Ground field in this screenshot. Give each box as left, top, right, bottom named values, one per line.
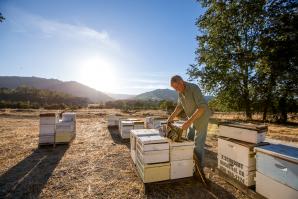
left=0, top=109, right=297, bottom=199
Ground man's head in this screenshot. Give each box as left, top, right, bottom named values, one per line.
left=170, top=75, right=185, bottom=93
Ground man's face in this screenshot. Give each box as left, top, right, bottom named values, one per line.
left=171, top=80, right=185, bottom=93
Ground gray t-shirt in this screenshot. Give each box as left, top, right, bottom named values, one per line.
left=177, top=82, right=211, bottom=129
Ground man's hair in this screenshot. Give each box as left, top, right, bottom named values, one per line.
left=170, top=75, right=183, bottom=83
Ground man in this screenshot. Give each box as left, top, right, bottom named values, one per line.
left=167, top=75, right=211, bottom=179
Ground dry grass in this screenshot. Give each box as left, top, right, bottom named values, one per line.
left=0, top=109, right=296, bottom=198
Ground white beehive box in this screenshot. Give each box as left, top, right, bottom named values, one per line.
left=56, top=121, right=75, bottom=132
left=256, top=171, right=298, bottom=199
left=218, top=137, right=257, bottom=169
left=171, top=159, right=194, bottom=179
left=219, top=122, right=267, bottom=143
left=136, top=135, right=170, bottom=183
left=39, top=113, right=58, bottom=144
left=133, top=121, right=145, bottom=129
left=62, top=112, right=76, bottom=122
left=169, top=140, right=194, bottom=161
left=40, top=113, right=58, bottom=125
left=217, top=137, right=269, bottom=186
left=130, top=129, right=160, bottom=164
left=136, top=135, right=169, bottom=164
left=119, top=118, right=139, bottom=132
left=55, top=132, right=74, bottom=143
left=218, top=153, right=256, bottom=186
left=136, top=157, right=170, bottom=183
left=145, top=116, right=167, bottom=129
left=120, top=121, right=134, bottom=139
left=255, top=144, right=298, bottom=191
left=107, top=115, right=126, bottom=127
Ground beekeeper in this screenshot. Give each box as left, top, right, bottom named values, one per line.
left=167, top=75, right=211, bottom=179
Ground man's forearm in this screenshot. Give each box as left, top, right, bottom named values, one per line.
left=168, top=105, right=183, bottom=122
left=188, top=107, right=205, bottom=124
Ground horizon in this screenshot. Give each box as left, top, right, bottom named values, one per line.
left=0, top=0, right=203, bottom=95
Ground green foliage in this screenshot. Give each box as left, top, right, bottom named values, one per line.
left=0, top=86, right=89, bottom=109
left=189, top=0, right=298, bottom=122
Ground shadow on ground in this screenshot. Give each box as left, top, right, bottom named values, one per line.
left=107, top=126, right=130, bottom=148
left=0, top=145, right=69, bottom=198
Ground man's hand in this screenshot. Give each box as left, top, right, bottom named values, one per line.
left=181, top=119, right=192, bottom=130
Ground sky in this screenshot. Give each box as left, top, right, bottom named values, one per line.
left=0, top=0, right=204, bottom=95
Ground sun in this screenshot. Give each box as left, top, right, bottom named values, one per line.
left=78, top=57, right=118, bottom=93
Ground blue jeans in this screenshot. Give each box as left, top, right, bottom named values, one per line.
left=187, top=119, right=209, bottom=169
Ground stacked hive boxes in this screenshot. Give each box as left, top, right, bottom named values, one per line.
left=217, top=122, right=268, bottom=186
left=130, top=129, right=160, bottom=164
left=119, top=118, right=144, bottom=139
left=145, top=116, right=167, bottom=129
left=136, top=135, right=170, bottom=183
left=55, top=112, right=76, bottom=143
left=107, top=115, right=125, bottom=127
left=254, top=144, right=298, bottom=199
left=39, top=113, right=58, bottom=144
left=169, top=140, right=194, bottom=179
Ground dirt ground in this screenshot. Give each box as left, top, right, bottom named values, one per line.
left=0, top=109, right=297, bottom=199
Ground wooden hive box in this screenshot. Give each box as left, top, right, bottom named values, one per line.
left=217, top=137, right=269, bottom=186
left=256, top=171, right=298, bottom=199
left=62, top=112, right=76, bottom=122
left=136, top=156, right=170, bottom=183
left=169, top=140, right=194, bottom=161
left=218, top=122, right=267, bottom=143
left=171, top=159, right=194, bottom=179
left=55, top=132, right=74, bottom=143
left=56, top=121, right=75, bottom=132
left=130, top=129, right=160, bottom=164
left=133, top=121, right=145, bottom=129
left=136, top=135, right=169, bottom=164
left=136, top=135, right=170, bottom=183
left=40, top=113, right=58, bottom=125
left=120, top=120, right=134, bottom=139
left=255, top=144, right=298, bottom=191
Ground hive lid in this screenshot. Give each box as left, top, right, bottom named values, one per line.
left=219, top=137, right=269, bottom=149
left=40, top=113, right=56, bottom=117
left=138, top=135, right=169, bottom=144
left=121, top=121, right=134, bottom=126
left=169, top=139, right=194, bottom=147
left=219, top=122, right=268, bottom=132
left=133, top=121, right=144, bottom=125
left=255, top=144, right=298, bottom=164
left=131, top=129, right=160, bottom=136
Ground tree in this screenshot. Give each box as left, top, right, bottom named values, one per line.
left=188, top=0, right=266, bottom=119
left=0, top=13, right=5, bottom=22
left=255, top=0, right=298, bottom=122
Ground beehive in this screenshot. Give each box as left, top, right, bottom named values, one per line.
left=39, top=113, right=58, bottom=144
left=120, top=120, right=134, bottom=139
left=130, top=129, right=160, bottom=164
left=255, top=144, right=298, bottom=198
left=217, top=137, right=267, bottom=186
left=169, top=140, right=194, bottom=179
left=145, top=116, right=167, bottom=129
left=218, top=122, right=267, bottom=144
left=136, top=135, right=170, bottom=183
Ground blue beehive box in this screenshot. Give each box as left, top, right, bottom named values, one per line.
left=255, top=144, right=298, bottom=190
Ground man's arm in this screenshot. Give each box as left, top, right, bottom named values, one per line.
left=181, top=107, right=205, bottom=130
left=167, top=104, right=183, bottom=123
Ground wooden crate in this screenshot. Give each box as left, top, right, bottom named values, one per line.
left=40, top=113, right=58, bottom=125
left=39, top=134, right=55, bottom=144
left=62, top=112, right=76, bottom=122
left=136, top=135, right=169, bottom=164
left=56, top=121, right=75, bottom=132
left=169, top=140, right=194, bottom=161
left=255, top=144, right=298, bottom=191
left=133, top=121, right=145, bottom=129
left=130, top=129, right=160, bottom=164
left=39, top=124, right=55, bottom=135
left=171, top=159, right=194, bottom=179
left=218, top=137, right=258, bottom=169
left=145, top=116, right=167, bottom=129
left=218, top=153, right=256, bottom=186
left=256, top=171, right=298, bottom=199
left=136, top=156, right=170, bottom=183
left=120, top=121, right=134, bottom=139
left=55, top=132, right=74, bottom=143
left=219, top=122, right=267, bottom=143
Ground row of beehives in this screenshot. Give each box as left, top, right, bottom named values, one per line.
left=39, top=112, right=76, bottom=145
left=108, top=115, right=184, bottom=139
left=108, top=115, right=194, bottom=183
left=218, top=123, right=298, bottom=199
